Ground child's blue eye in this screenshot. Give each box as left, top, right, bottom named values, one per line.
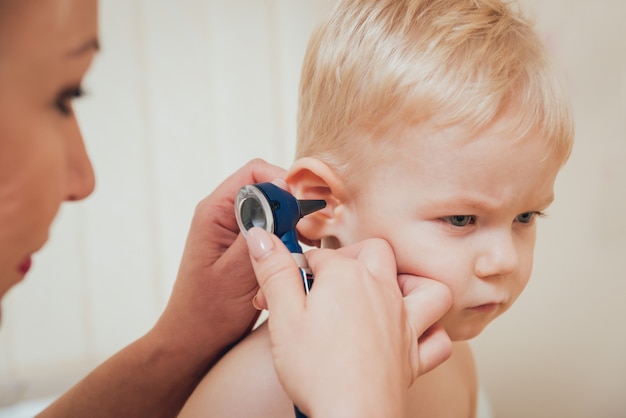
left=515, top=212, right=540, bottom=224
left=443, top=215, right=475, bottom=227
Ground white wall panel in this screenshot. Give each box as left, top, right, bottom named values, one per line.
left=79, top=0, right=163, bottom=362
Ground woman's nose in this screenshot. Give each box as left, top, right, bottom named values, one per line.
left=474, top=230, right=519, bottom=279
left=65, top=131, right=95, bottom=202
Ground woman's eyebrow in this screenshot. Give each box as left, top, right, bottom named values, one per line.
left=66, top=37, right=100, bottom=57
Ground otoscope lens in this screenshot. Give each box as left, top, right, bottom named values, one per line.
left=235, top=184, right=274, bottom=236
left=240, top=197, right=267, bottom=230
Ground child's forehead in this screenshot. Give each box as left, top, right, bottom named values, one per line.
left=344, top=117, right=564, bottom=197
left=333, top=117, right=571, bottom=204
left=361, top=117, right=543, bottom=159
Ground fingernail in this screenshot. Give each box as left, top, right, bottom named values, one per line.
left=271, top=178, right=289, bottom=190
left=252, top=294, right=262, bottom=310
left=246, top=227, right=274, bottom=260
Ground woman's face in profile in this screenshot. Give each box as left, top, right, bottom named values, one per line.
left=0, top=0, right=99, bottom=305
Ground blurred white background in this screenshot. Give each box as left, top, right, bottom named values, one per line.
left=1, top=1, right=624, bottom=417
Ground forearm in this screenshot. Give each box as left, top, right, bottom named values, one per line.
left=37, top=328, right=227, bottom=418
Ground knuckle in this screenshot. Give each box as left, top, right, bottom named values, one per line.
left=246, top=158, right=268, bottom=169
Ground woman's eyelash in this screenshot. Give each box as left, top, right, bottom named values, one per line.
left=55, top=85, right=86, bottom=116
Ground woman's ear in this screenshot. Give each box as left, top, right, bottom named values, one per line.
left=286, top=157, right=350, bottom=247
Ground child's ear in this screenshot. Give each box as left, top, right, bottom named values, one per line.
left=286, top=157, right=350, bottom=247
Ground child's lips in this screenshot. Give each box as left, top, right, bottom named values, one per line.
left=468, top=302, right=500, bottom=313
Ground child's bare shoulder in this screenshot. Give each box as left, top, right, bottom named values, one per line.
left=407, top=341, right=478, bottom=417
left=179, top=320, right=294, bottom=418
left=180, top=324, right=478, bottom=418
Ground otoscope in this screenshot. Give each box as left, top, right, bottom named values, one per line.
left=235, top=182, right=326, bottom=294
left=235, top=182, right=325, bottom=418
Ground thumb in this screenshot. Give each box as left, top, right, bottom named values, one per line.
left=245, top=227, right=305, bottom=320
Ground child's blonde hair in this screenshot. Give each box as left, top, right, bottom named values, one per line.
left=296, top=0, right=574, bottom=186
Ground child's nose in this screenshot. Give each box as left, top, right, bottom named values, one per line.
left=474, top=230, right=519, bottom=279
left=64, top=132, right=95, bottom=202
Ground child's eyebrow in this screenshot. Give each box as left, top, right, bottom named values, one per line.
left=426, top=193, right=504, bottom=212
left=426, top=192, right=555, bottom=212
left=536, top=194, right=555, bottom=210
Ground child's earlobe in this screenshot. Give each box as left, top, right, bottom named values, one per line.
left=286, top=158, right=348, bottom=245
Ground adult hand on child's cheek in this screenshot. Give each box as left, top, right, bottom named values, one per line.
left=397, top=274, right=453, bottom=379
left=152, top=159, right=286, bottom=366
left=245, top=228, right=453, bottom=418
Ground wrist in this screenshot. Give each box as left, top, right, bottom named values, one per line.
left=148, top=304, right=259, bottom=376
left=145, top=318, right=222, bottom=379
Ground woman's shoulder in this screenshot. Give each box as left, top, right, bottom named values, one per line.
left=178, top=320, right=294, bottom=418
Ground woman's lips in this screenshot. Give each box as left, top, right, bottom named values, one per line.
left=17, top=256, right=32, bottom=275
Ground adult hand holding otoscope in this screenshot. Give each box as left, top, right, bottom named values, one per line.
left=235, top=182, right=453, bottom=418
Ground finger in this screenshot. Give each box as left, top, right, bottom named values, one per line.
left=253, top=288, right=267, bottom=310
left=399, top=275, right=452, bottom=334
left=271, top=178, right=290, bottom=191
left=399, top=276, right=452, bottom=380
left=349, top=238, right=396, bottom=284
left=416, top=324, right=452, bottom=377
left=218, top=159, right=287, bottom=202
left=304, top=247, right=362, bottom=288
left=245, top=227, right=305, bottom=321
left=330, top=238, right=388, bottom=260
left=197, top=160, right=287, bottom=233
left=306, top=238, right=396, bottom=283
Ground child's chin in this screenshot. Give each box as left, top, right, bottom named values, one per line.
left=445, top=321, right=491, bottom=341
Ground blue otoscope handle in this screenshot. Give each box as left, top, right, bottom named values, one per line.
left=299, top=267, right=314, bottom=294
left=294, top=405, right=308, bottom=418
left=292, top=255, right=313, bottom=418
